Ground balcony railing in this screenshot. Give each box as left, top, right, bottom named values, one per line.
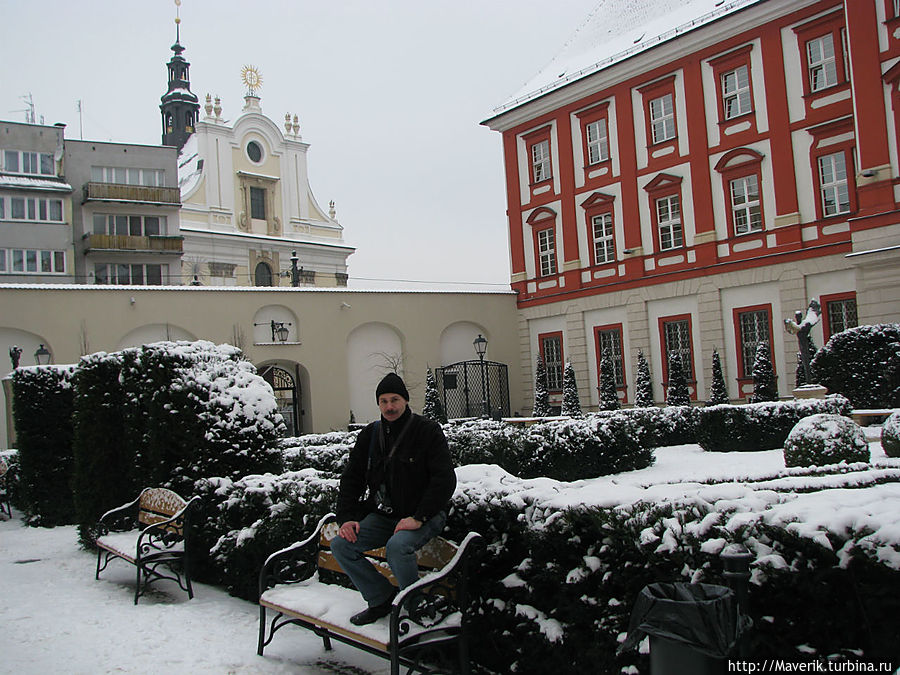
left=83, top=233, right=183, bottom=253
left=83, top=182, right=181, bottom=205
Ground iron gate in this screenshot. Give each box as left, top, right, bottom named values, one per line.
left=435, top=360, right=509, bottom=419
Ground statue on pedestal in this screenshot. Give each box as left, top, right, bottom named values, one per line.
left=784, top=298, right=821, bottom=386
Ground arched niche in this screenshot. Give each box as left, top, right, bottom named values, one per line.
left=251, top=305, right=299, bottom=344
left=347, top=322, right=404, bottom=424
left=116, top=324, right=197, bottom=351
left=439, top=322, right=489, bottom=365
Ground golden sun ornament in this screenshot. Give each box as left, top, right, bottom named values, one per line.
left=241, top=65, right=262, bottom=93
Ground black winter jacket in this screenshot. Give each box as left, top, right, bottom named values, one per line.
left=336, top=410, right=456, bottom=525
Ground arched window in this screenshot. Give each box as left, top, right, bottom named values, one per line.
left=254, top=262, right=273, bottom=286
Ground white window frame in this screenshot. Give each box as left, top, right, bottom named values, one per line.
left=94, top=262, right=165, bottom=285
left=531, top=140, right=551, bottom=183
left=591, top=212, right=615, bottom=264
left=818, top=151, right=850, bottom=216
left=91, top=166, right=165, bottom=187
left=585, top=119, right=609, bottom=165
left=0, top=248, right=66, bottom=274
left=730, top=175, right=762, bottom=234
left=537, top=227, right=557, bottom=277
left=722, top=65, right=752, bottom=120
left=649, top=94, right=676, bottom=144
left=2, top=196, right=64, bottom=222
left=92, top=214, right=165, bottom=237
left=656, top=195, right=683, bottom=250
left=807, top=34, right=837, bottom=92
left=2, top=149, right=54, bottom=176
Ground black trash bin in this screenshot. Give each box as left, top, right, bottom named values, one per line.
left=619, top=582, right=742, bottom=675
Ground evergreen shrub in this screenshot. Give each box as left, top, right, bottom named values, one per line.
left=882, top=411, right=900, bottom=458
left=609, top=405, right=699, bottom=448
left=11, top=366, right=75, bottom=526
left=811, top=323, right=900, bottom=408
left=783, top=413, right=869, bottom=468
left=281, top=430, right=358, bottom=474
left=194, top=470, right=338, bottom=599
left=696, top=396, right=851, bottom=452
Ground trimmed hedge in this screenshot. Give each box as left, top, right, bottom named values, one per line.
left=11, top=366, right=75, bottom=526
left=883, top=411, right=900, bottom=458
left=696, top=396, right=851, bottom=452
left=811, top=323, right=900, bottom=408
left=783, top=414, right=869, bottom=468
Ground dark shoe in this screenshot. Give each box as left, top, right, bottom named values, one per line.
left=350, top=591, right=397, bottom=626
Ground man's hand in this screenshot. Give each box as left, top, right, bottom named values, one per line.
left=394, top=517, right=422, bottom=533
left=338, top=520, right=360, bottom=542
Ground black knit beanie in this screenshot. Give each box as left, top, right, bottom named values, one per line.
left=376, top=373, right=409, bottom=401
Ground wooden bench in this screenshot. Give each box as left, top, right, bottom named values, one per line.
left=258, top=513, right=482, bottom=675
left=95, top=487, right=199, bottom=604
left=0, top=457, right=11, bottom=518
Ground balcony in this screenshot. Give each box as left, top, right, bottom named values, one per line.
left=83, top=182, right=181, bottom=206
left=83, top=233, right=183, bottom=254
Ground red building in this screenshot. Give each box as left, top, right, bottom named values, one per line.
left=484, top=0, right=900, bottom=410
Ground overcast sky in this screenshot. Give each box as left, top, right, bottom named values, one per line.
left=0, top=0, right=600, bottom=288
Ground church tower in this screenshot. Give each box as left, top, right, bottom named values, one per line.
left=159, top=1, right=199, bottom=150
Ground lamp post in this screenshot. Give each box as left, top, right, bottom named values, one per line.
left=290, top=251, right=300, bottom=287
left=473, top=334, right=488, bottom=418
left=34, top=344, right=51, bottom=365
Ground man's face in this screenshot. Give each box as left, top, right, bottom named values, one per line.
left=378, top=393, right=407, bottom=422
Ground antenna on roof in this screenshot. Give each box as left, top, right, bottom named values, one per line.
left=11, top=93, right=36, bottom=124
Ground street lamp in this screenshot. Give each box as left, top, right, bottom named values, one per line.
left=34, top=344, right=51, bottom=365
left=473, top=334, right=488, bottom=417
left=290, top=251, right=300, bottom=287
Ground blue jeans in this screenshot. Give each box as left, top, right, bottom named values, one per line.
left=330, top=511, right=447, bottom=608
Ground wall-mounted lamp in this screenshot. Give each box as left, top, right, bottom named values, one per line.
left=34, top=344, right=51, bottom=365
left=254, top=320, right=292, bottom=343
left=860, top=168, right=877, bottom=178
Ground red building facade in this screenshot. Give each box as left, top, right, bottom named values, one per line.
left=485, top=0, right=900, bottom=410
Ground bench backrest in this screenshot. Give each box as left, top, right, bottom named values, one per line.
left=317, top=520, right=459, bottom=586
left=138, top=487, right=188, bottom=528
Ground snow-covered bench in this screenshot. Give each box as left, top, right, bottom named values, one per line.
left=94, top=487, right=200, bottom=604
left=851, top=409, right=898, bottom=426
left=257, top=513, right=482, bottom=675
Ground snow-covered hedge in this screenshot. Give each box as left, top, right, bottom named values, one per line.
left=883, top=411, right=900, bottom=459
left=443, top=415, right=653, bottom=481
left=192, top=469, right=338, bottom=598
left=67, top=341, right=284, bottom=542
left=783, top=414, right=869, bottom=468
left=280, top=430, right=359, bottom=475
left=11, top=365, right=75, bottom=526
left=811, top=323, right=900, bottom=408
left=696, top=396, right=851, bottom=452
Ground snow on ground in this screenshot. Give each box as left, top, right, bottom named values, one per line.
left=0, top=517, right=389, bottom=674
left=1, top=429, right=897, bottom=673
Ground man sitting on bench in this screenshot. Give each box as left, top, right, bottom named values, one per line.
left=331, top=373, right=457, bottom=626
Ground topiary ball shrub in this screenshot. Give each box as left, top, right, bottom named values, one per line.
left=881, top=411, right=900, bottom=458
left=783, top=414, right=869, bottom=468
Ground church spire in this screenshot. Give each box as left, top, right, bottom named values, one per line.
left=160, top=0, right=199, bottom=150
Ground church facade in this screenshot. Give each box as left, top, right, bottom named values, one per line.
left=159, top=34, right=353, bottom=288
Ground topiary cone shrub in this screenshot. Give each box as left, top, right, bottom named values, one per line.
left=882, top=411, right=900, bottom=458
left=783, top=413, right=869, bottom=468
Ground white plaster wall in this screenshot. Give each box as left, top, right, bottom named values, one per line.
left=347, top=322, right=404, bottom=424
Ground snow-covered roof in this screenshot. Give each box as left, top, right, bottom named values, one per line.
left=490, top=0, right=765, bottom=118
left=0, top=174, right=72, bottom=192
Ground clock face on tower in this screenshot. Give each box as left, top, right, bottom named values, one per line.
left=241, top=65, right=262, bottom=93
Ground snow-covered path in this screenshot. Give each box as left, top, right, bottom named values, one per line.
left=0, top=516, right=388, bottom=674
